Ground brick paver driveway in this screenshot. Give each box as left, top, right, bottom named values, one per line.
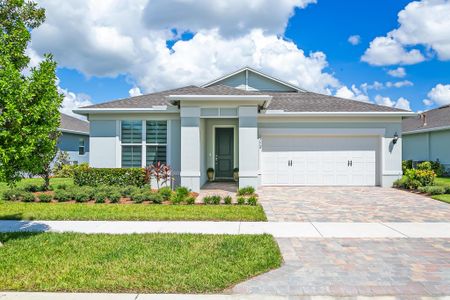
left=259, top=186, right=450, bottom=222
left=232, top=187, right=450, bottom=298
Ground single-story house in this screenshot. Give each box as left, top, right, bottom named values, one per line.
left=74, top=67, right=415, bottom=192
left=402, top=104, right=450, bottom=172
left=58, top=113, right=90, bottom=164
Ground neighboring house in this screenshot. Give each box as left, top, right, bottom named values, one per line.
left=58, top=113, right=90, bottom=164
left=74, top=67, right=414, bottom=191
left=402, top=105, right=450, bottom=172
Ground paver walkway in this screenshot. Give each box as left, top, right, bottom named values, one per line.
left=1, top=220, right=450, bottom=238
left=259, top=186, right=450, bottom=222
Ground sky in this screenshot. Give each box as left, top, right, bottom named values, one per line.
left=27, top=0, right=450, bottom=117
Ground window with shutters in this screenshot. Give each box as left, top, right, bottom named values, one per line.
left=121, top=120, right=142, bottom=167
left=146, top=120, right=167, bottom=165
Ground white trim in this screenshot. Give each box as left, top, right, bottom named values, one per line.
left=115, top=120, right=121, bottom=168
left=383, top=171, right=402, bottom=175
left=259, top=128, right=386, bottom=136
left=201, top=66, right=306, bottom=92
left=180, top=171, right=201, bottom=177
left=73, top=107, right=178, bottom=115
left=403, top=125, right=450, bottom=134
left=58, top=128, right=89, bottom=136
left=260, top=111, right=417, bottom=117
left=212, top=125, right=238, bottom=179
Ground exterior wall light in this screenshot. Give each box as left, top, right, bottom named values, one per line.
left=393, top=132, right=399, bottom=144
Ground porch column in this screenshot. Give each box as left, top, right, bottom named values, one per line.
left=238, top=106, right=259, bottom=189
left=180, top=106, right=201, bottom=192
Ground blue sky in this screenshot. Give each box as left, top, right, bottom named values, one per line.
left=30, top=0, right=450, bottom=115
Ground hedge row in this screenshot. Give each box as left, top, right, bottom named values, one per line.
left=73, top=168, right=147, bottom=187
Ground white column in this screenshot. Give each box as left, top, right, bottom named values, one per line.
left=238, top=106, right=259, bottom=189
left=180, top=106, right=201, bottom=192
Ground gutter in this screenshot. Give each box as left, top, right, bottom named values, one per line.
left=403, top=125, right=450, bottom=135
left=58, top=128, right=89, bottom=136
left=259, top=110, right=418, bottom=117
left=166, top=94, right=272, bottom=109
left=73, top=106, right=179, bottom=115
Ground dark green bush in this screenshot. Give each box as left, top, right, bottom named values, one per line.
left=223, top=195, right=232, bottom=205
left=54, top=189, right=71, bottom=202
left=392, top=177, right=408, bottom=188
left=175, top=186, right=190, bottom=198
left=22, top=192, right=36, bottom=202
left=73, top=167, right=147, bottom=187
left=74, top=191, right=90, bottom=203
left=130, top=190, right=154, bottom=203
left=402, top=160, right=413, bottom=174
left=120, top=185, right=140, bottom=197
left=109, top=192, right=121, bottom=203
left=23, top=183, right=45, bottom=193
left=38, top=193, right=52, bottom=203
left=170, top=192, right=185, bottom=205
left=445, top=186, right=450, bottom=194
left=149, top=193, right=163, bottom=204
left=237, top=186, right=255, bottom=196
left=211, top=195, right=221, bottom=205
left=55, top=183, right=68, bottom=190
left=202, top=196, right=212, bottom=205
left=94, top=192, right=108, bottom=203
left=237, top=196, right=246, bottom=205
left=158, top=186, right=173, bottom=201
left=247, top=196, right=258, bottom=206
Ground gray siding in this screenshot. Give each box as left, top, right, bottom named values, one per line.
left=214, top=71, right=297, bottom=92
left=58, top=132, right=89, bottom=164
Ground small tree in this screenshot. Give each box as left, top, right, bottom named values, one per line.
left=146, top=162, right=172, bottom=189
left=0, top=0, right=62, bottom=189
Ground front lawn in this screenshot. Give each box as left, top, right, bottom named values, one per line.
left=435, top=177, right=450, bottom=187
left=0, top=201, right=267, bottom=221
left=432, top=194, right=450, bottom=204
left=0, top=232, right=281, bottom=293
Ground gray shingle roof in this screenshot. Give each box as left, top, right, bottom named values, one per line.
left=60, top=113, right=89, bottom=134
left=403, top=105, right=450, bottom=133
left=81, top=85, right=406, bottom=113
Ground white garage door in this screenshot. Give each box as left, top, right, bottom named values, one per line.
left=261, top=136, right=378, bottom=186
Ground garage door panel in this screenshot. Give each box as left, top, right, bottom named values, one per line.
left=261, top=136, right=378, bottom=186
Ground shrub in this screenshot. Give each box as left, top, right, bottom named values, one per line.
left=73, top=167, right=147, bottom=187
left=223, top=195, right=232, bottom=205
left=109, top=192, right=121, bottom=203
left=55, top=183, right=67, bottom=190
left=170, top=192, right=185, bottom=205
left=74, top=191, right=90, bottom=203
left=430, top=161, right=446, bottom=177
left=417, top=161, right=432, bottom=171
left=247, top=196, right=258, bottom=206
left=175, top=186, right=190, bottom=198
left=54, top=189, right=71, bottom=202
left=445, top=186, right=450, bottom=194
left=22, top=192, right=36, bottom=202
left=418, top=186, right=446, bottom=195
left=130, top=190, right=154, bottom=203
left=237, top=196, right=246, bottom=205
left=94, top=192, right=108, bottom=203
left=402, top=160, right=413, bottom=175
left=80, top=186, right=96, bottom=200
left=405, top=169, right=435, bottom=189
left=150, top=194, right=163, bottom=204
left=38, top=193, right=52, bottom=203
left=158, top=186, right=173, bottom=201
left=3, top=189, right=24, bottom=201
left=23, top=183, right=45, bottom=193
left=211, top=195, right=221, bottom=205
left=55, top=163, right=89, bottom=178
left=237, top=186, right=255, bottom=196
left=185, top=196, right=195, bottom=205
left=203, top=196, right=212, bottom=205
left=120, top=185, right=140, bottom=197
left=392, top=177, right=408, bottom=188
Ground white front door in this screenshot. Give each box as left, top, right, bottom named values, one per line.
left=261, top=136, right=378, bottom=186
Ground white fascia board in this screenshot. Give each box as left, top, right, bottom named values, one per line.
left=58, top=128, right=89, bottom=135
left=167, top=94, right=272, bottom=108
left=403, top=125, right=450, bottom=135
left=73, top=106, right=178, bottom=115
left=259, top=110, right=417, bottom=117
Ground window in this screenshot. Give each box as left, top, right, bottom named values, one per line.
left=78, top=138, right=85, bottom=155
left=146, top=121, right=167, bottom=165
left=121, top=121, right=142, bottom=167
left=120, top=120, right=167, bottom=168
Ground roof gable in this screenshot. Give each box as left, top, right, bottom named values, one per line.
left=201, top=67, right=304, bottom=92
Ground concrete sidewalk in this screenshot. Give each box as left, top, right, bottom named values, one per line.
left=0, top=220, right=449, bottom=238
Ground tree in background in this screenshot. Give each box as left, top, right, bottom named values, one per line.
left=0, top=0, right=63, bottom=189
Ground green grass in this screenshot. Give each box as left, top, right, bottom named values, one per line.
left=0, top=201, right=267, bottom=221
left=0, top=232, right=281, bottom=293
left=431, top=194, right=450, bottom=204
left=0, top=178, right=74, bottom=196
left=435, top=177, right=450, bottom=187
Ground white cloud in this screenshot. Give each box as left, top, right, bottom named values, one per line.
left=58, top=87, right=93, bottom=119
left=30, top=0, right=339, bottom=95
left=374, top=94, right=411, bottom=110
left=361, top=36, right=425, bottom=66
left=386, top=80, right=413, bottom=88
left=143, top=0, right=317, bottom=37
left=362, top=0, right=450, bottom=66
left=387, top=67, right=406, bottom=78
left=335, top=85, right=369, bottom=102
left=423, top=83, right=450, bottom=106
left=129, top=87, right=143, bottom=97
left=347, top=35, right=360, bottom=46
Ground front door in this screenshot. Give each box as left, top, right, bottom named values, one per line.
left=215, top=128, right=234, bottom=179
